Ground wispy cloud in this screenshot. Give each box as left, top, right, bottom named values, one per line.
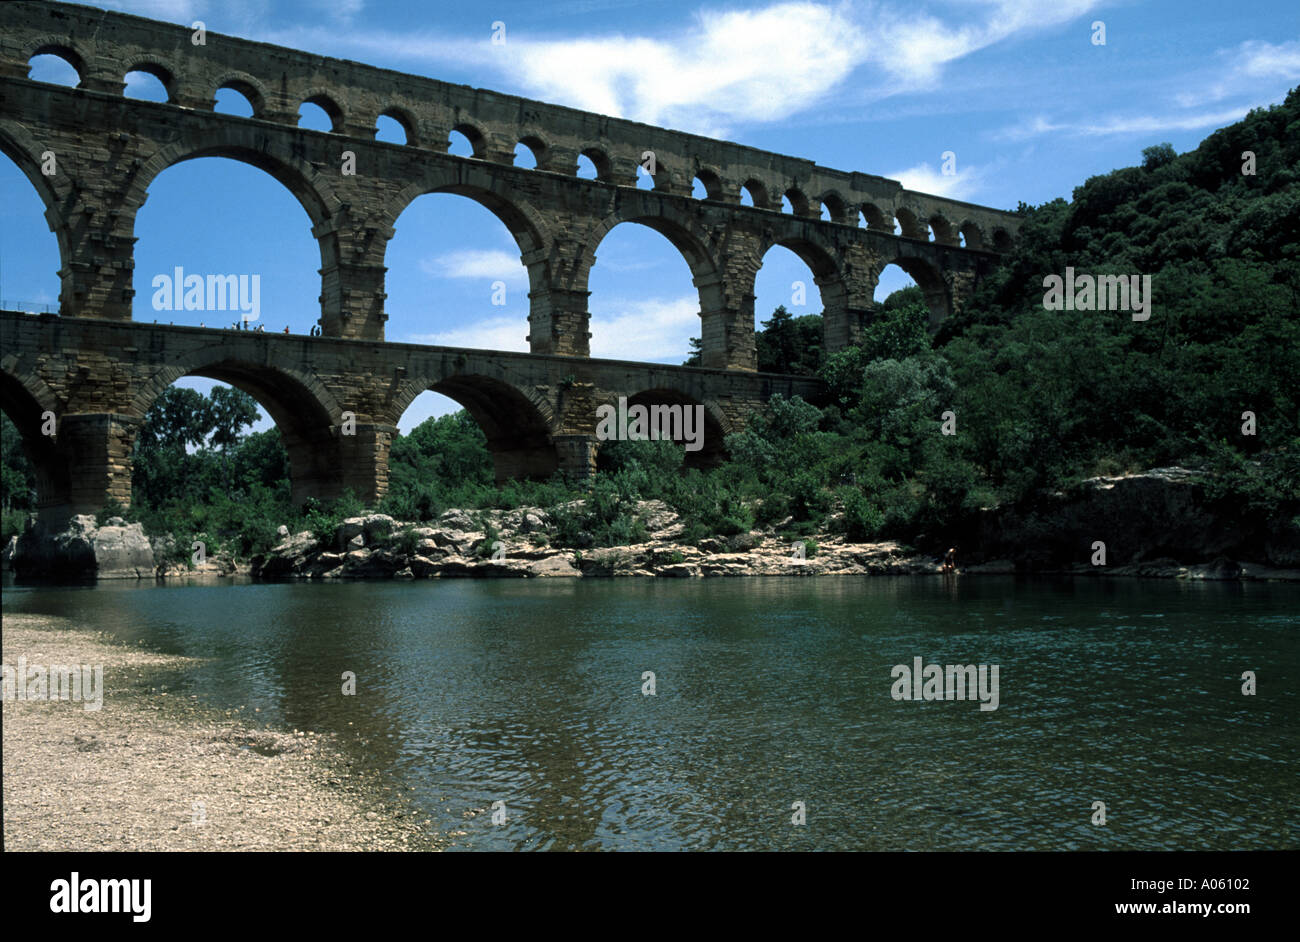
left=996, top=106, right=1254, bottom=141
left=400, top=315, right=530, bottom=353
left=1176, top=39, right=1300, bottom=106
left=251, top=0, right=1108, bottom=137
left=888, top=160, right=985, bottom=200
left=397, top=295, right=699, bottom=363
left=590, top=296, right=699, bottom=361
left=860, top=0, right=1105, bottom=89
left=420, top=249, right=528, bottom=284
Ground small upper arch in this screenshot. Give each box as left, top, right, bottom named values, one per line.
left=893, top=207, right=927, bottom=240
left=859, top=203, right=891, bottom=230
left=740, top=178, right=771, bottom=209
left=123, top=61, right=176, bottom=102
left=959, top=221, right=986, bottom=250
left=449, top=121, right=488, bottom=158
left=578, top=146, right=614, bottom=181
left=212, top=72, right=269, bottom=117
left=26, top=42, right=86, bottom=87
left=516, top=132, right=551, bottom=169
left=377, top=106, right=418, bottom=146
left=928, top=214, right=956, bottom=244
left=783, top=187, right=811, bottom=216
left=693, top=167, right=724, bottom=200
left=819, top=190, right=850, bottom=224
left=299, top=91, right=344, bottom=132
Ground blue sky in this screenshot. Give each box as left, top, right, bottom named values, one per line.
left=2, top=0, right=1297, bottom=434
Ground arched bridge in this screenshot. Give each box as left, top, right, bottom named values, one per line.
left=0, top=1, right=1020, bottom=521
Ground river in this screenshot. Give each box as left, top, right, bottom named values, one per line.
left=4, top=575, right=1296, bottom=850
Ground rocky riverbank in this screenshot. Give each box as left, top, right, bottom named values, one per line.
left=5, top=468, right=1298, bottom=582
left=1, top=614, right=438, bottom=851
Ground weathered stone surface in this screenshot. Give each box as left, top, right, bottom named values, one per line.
left=0, top=1, right=1019, bottom=523
left=10, top=514, right=154, bottom=579
left=528, top=556, right=581, bottom=577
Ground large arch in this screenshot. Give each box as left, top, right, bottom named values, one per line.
left=0, top=123, right=75, bottom=306
left=131, top=358, right=345, bottom=507
left=0, top=360, right=67, bottom=519
left=120, top=137, right=342, bottom=333
left=583, top=213, right=715, bottom=362
left=876, top=254, right=952, bottom=331
left=611, top=387, right=730, bottom=468
left=380, top=168, right=550, bottom=338
left=582, top=207, right=721, bottom=362
left=390, top=373, right=557, bottom=482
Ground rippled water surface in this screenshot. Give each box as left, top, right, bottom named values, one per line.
left=6, top=576, right=1297, bottom=850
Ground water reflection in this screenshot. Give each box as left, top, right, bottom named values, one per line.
left=4, top=575, right=1297, bottom=850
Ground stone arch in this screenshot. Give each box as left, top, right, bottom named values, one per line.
left=123, top=60, right=178, bottom=102
left=382, top=166, right=549, bottom=263
left=784, top=187, right=812, bottom=217
left=741, top=178, right=771, bottom=209
left=583, top=205, right=721, bottom=310
left=893, top=207, right=927, bottom=239
left=694, top=167, right=724, bottom=200
left=609, top=386, right=731, bottom=468
left=299, top=89, right=345, bottom=131
left=757, top=230, right=842, bottom=349
left=876, top=254, right=952, bottom=331
left=859, top=203, right=890, bottom=230
left=760, top=231, right=840, bottom=283
left=377, top=106, right=418, bottom=146
left=25, top=40, right=87, bottom=85
left=0, top=355, right=61, bottom=443
left=959, top=220, right=986, bottom=250
left=1, top=357, right=71, bottom=520
left=928, top=214, right=956, bottom=245
left=391, top=373, right=558, bottom=482
left=579, top=146, right=614, bottom=181
left=819, top=190, right=850, bottom=224
left=992, top=228, right=1013, bottom=252
left=449, top=121, right=489, bottom=158
left=517, top=132, right=551, bottom=168
left=0, top=123, right=73, bottom=293
left=121, top=133, right=342, bottom=251
left=212, top=71, right=270, bottom=116
left=130, top=357, right=345, bottom=506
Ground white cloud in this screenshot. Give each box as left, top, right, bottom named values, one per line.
left=1176, top=39, right=1300, bottom=106
left=888, top=161, right=984, bottom=199
left=861, top=0, right=1105, bottom=88
left=420, top=249, right=528, bottom=284
left=255, top=0, right=1108, bottom=137
left=590, top=296, right=700, bottom=361
left=399, top=315, right=530, bottom=352
left=997, top=106, right=1253, bottom=141
left=500, top=3, right=869, bottom=134
left=395, top=295, right=700, bottom=363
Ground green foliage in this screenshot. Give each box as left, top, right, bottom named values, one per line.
left=756, top=306, right=823, bottom=374
left=1, top=413, right=35, bottom=512
left=300, top=491, right=365, bottom=549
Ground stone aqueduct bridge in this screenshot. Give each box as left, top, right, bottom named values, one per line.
left=0, top=1, right=1020, bottom=521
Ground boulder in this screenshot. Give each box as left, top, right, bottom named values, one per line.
left=10, top=514, right=154, bottom=580
left=527, top=555, right=581, bottom=577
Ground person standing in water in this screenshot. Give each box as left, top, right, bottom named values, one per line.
left=942, top=547, right=957, bottom=573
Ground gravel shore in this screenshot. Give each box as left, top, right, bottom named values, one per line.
left=2, top=613, right=437, bottom=851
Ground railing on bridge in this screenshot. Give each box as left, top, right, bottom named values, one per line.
left=1, top=299, right=58, bottom=315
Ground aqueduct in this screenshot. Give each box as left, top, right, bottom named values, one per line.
left=0, top=0, right=1020, bottom=522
